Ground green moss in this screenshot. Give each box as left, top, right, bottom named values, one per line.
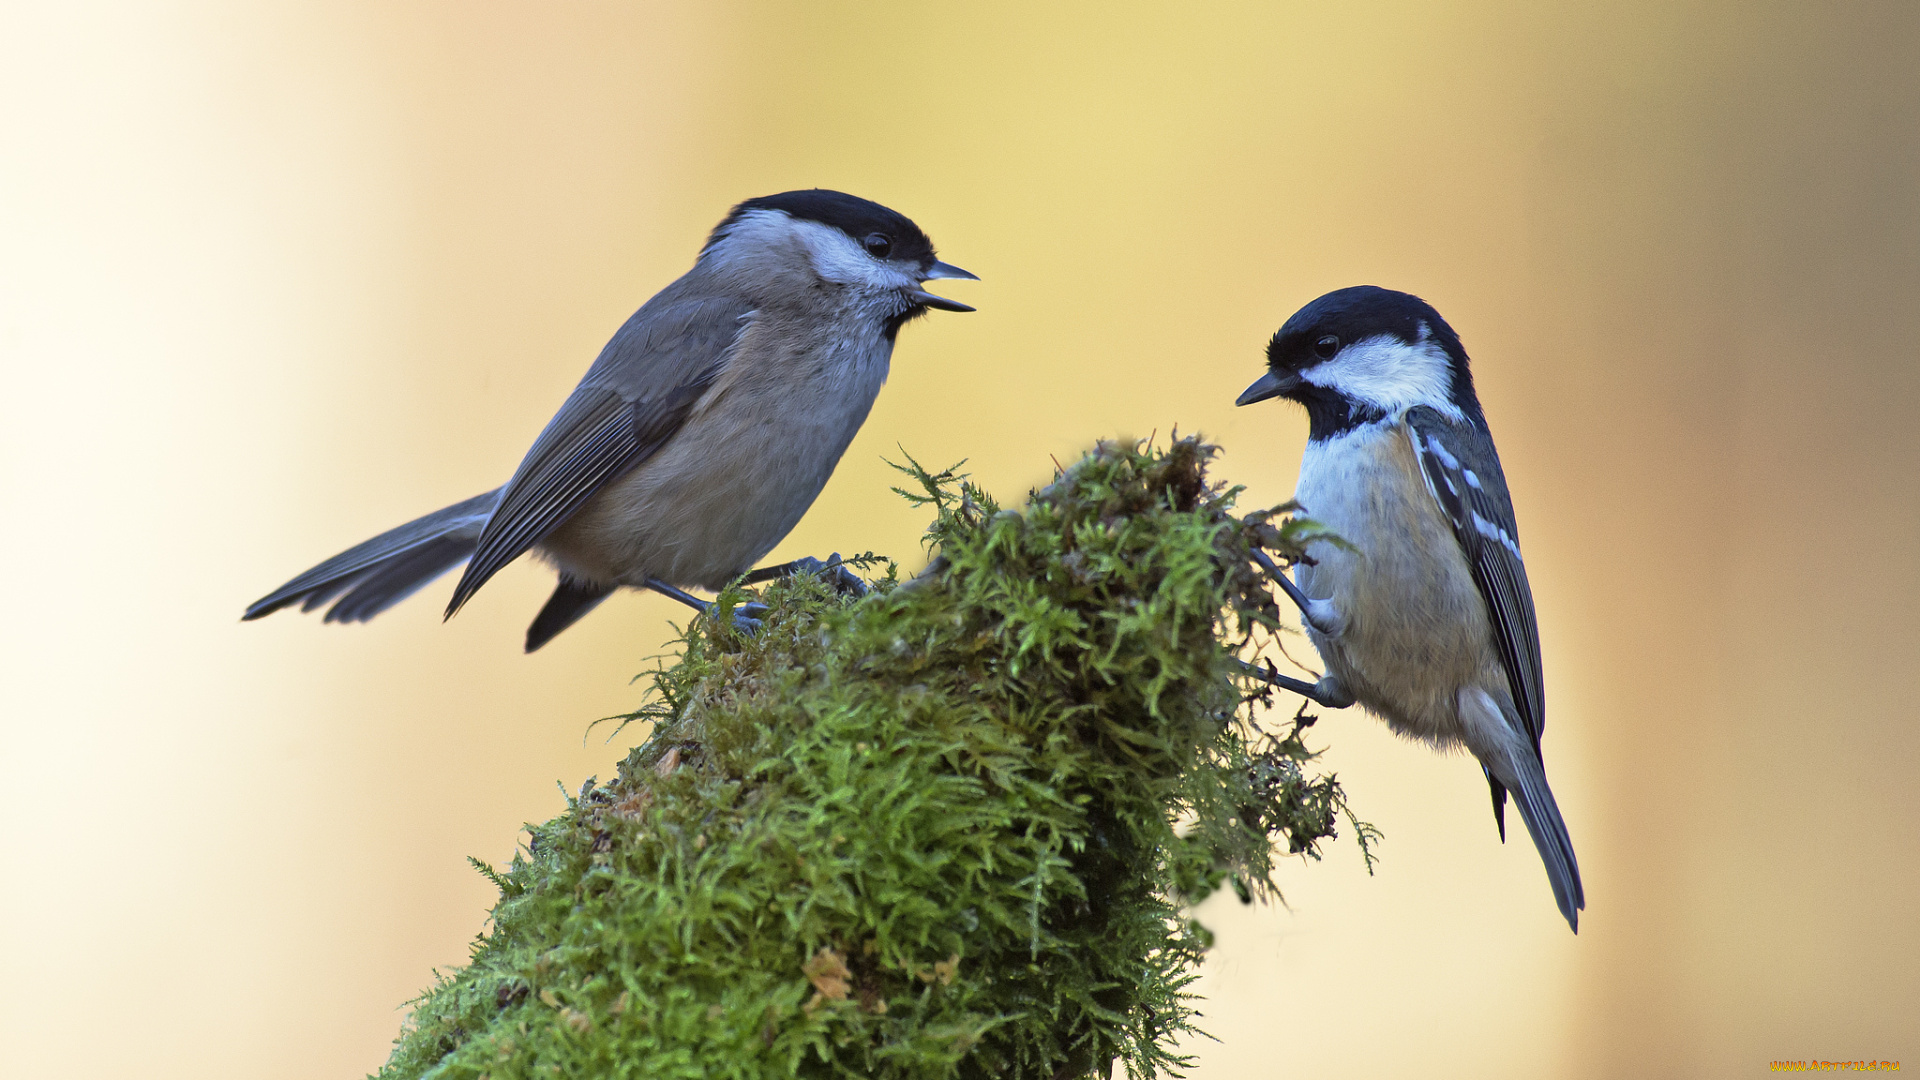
left=377, top=437, right=1373, bottom=1080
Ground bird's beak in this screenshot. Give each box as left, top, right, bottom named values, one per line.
left=911, top=290, right=975, bottom=312
left=1236, top=369, right=1300, bottom=406
left=913, top=260, right=979, bottom=312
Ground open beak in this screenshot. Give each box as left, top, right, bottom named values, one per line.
left=911, top=291, right=975, bottom=312
left=1236, top=369, right=1300, bottom=406
left=913, top=260, right=979, bottom=312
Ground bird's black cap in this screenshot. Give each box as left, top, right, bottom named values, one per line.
left=1267, top=286, right=1466, bottom=373
left=1271, top=286, right=1477, bottom=411
left=708, top=189, right=938, bottom=268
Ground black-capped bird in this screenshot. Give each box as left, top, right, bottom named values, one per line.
left=245, top=190, right=976, bottom=651
left=1237, top=286, right=1584, bottom=932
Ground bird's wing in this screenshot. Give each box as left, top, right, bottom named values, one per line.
left=1405, top=406, right=1546, bottom=756
left=444, top=294, right=755, bottom=615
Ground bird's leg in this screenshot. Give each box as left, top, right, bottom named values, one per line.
left=1251, top=549, right=1344, bottom=637
left=645, top=577, right=766, bottom=634
left=739, top=552, right=869, bottom=598
left=1239, top=659, right=1356, bottom=709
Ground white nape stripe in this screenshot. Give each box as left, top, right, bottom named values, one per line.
left=1302, top=326, right=1464, bottom=421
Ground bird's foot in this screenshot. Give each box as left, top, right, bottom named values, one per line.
left=741, top=553, right=870, bottom=598
left=651, top=552, right=868, bottom=639
left=1240, top=660, right=1355, bottom=709
left=1251, top=549, right=1345, bottom=637
left=727, top=602, right=768, bottom=636
left=1309, top=673, right=1355, bottom=708
left=645, top=577, right=766, bottom=636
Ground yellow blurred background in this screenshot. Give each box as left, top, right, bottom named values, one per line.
left=3, top=2, right=1915, bottom=1076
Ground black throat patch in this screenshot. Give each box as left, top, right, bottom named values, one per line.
left=1296, top=385, right=1389, bottom=442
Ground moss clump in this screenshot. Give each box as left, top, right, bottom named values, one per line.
left=377, top=436, right=1370, bottom=1080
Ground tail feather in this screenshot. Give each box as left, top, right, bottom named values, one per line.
left=1484, top=766, right=1509, bottom=842
left=322, top=535, right=482, bottom=623
left=1500, top=753, right=1586, bottom=933
left=297, top=572, right=365, bottom=614
left=245, top=488, right=502, bottom=622
left=524, top=579, right=614, bottom=653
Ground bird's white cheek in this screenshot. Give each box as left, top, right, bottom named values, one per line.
left=1301, top=334, right=1463, bottom=420
left=791, top=219, right=916, bottom=291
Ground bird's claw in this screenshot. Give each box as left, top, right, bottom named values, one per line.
left=742, top=553, right=869, bottom=597
left=788, top=554, right=869, bottom=598
left=1251, top=549, right=1344, bottom=638
left=1240, top=660, right=1355, bottom=710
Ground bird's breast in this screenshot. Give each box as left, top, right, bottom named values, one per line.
left=1293, top=420, right=1497, bottom=743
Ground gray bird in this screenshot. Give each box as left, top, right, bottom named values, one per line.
left=245, top=189, right=976, bottom=651
left=1236, top=286, right=1585, bottom=932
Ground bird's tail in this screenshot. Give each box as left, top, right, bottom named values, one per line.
left=243, top=488, right=503, bottom=624
left=524, top=579, right=613, bottom=653
left=1494, top=749, right=1586, bottom=933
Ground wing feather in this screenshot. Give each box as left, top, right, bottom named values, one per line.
left=443, top=294, right=753, bottom=615
left=1405, top=406, right=1546, bottom=755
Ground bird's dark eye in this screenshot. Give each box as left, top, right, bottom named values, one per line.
left=1314, top=335, right=1341, bottom=360
left=862, top=232, right=892, bottom=258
